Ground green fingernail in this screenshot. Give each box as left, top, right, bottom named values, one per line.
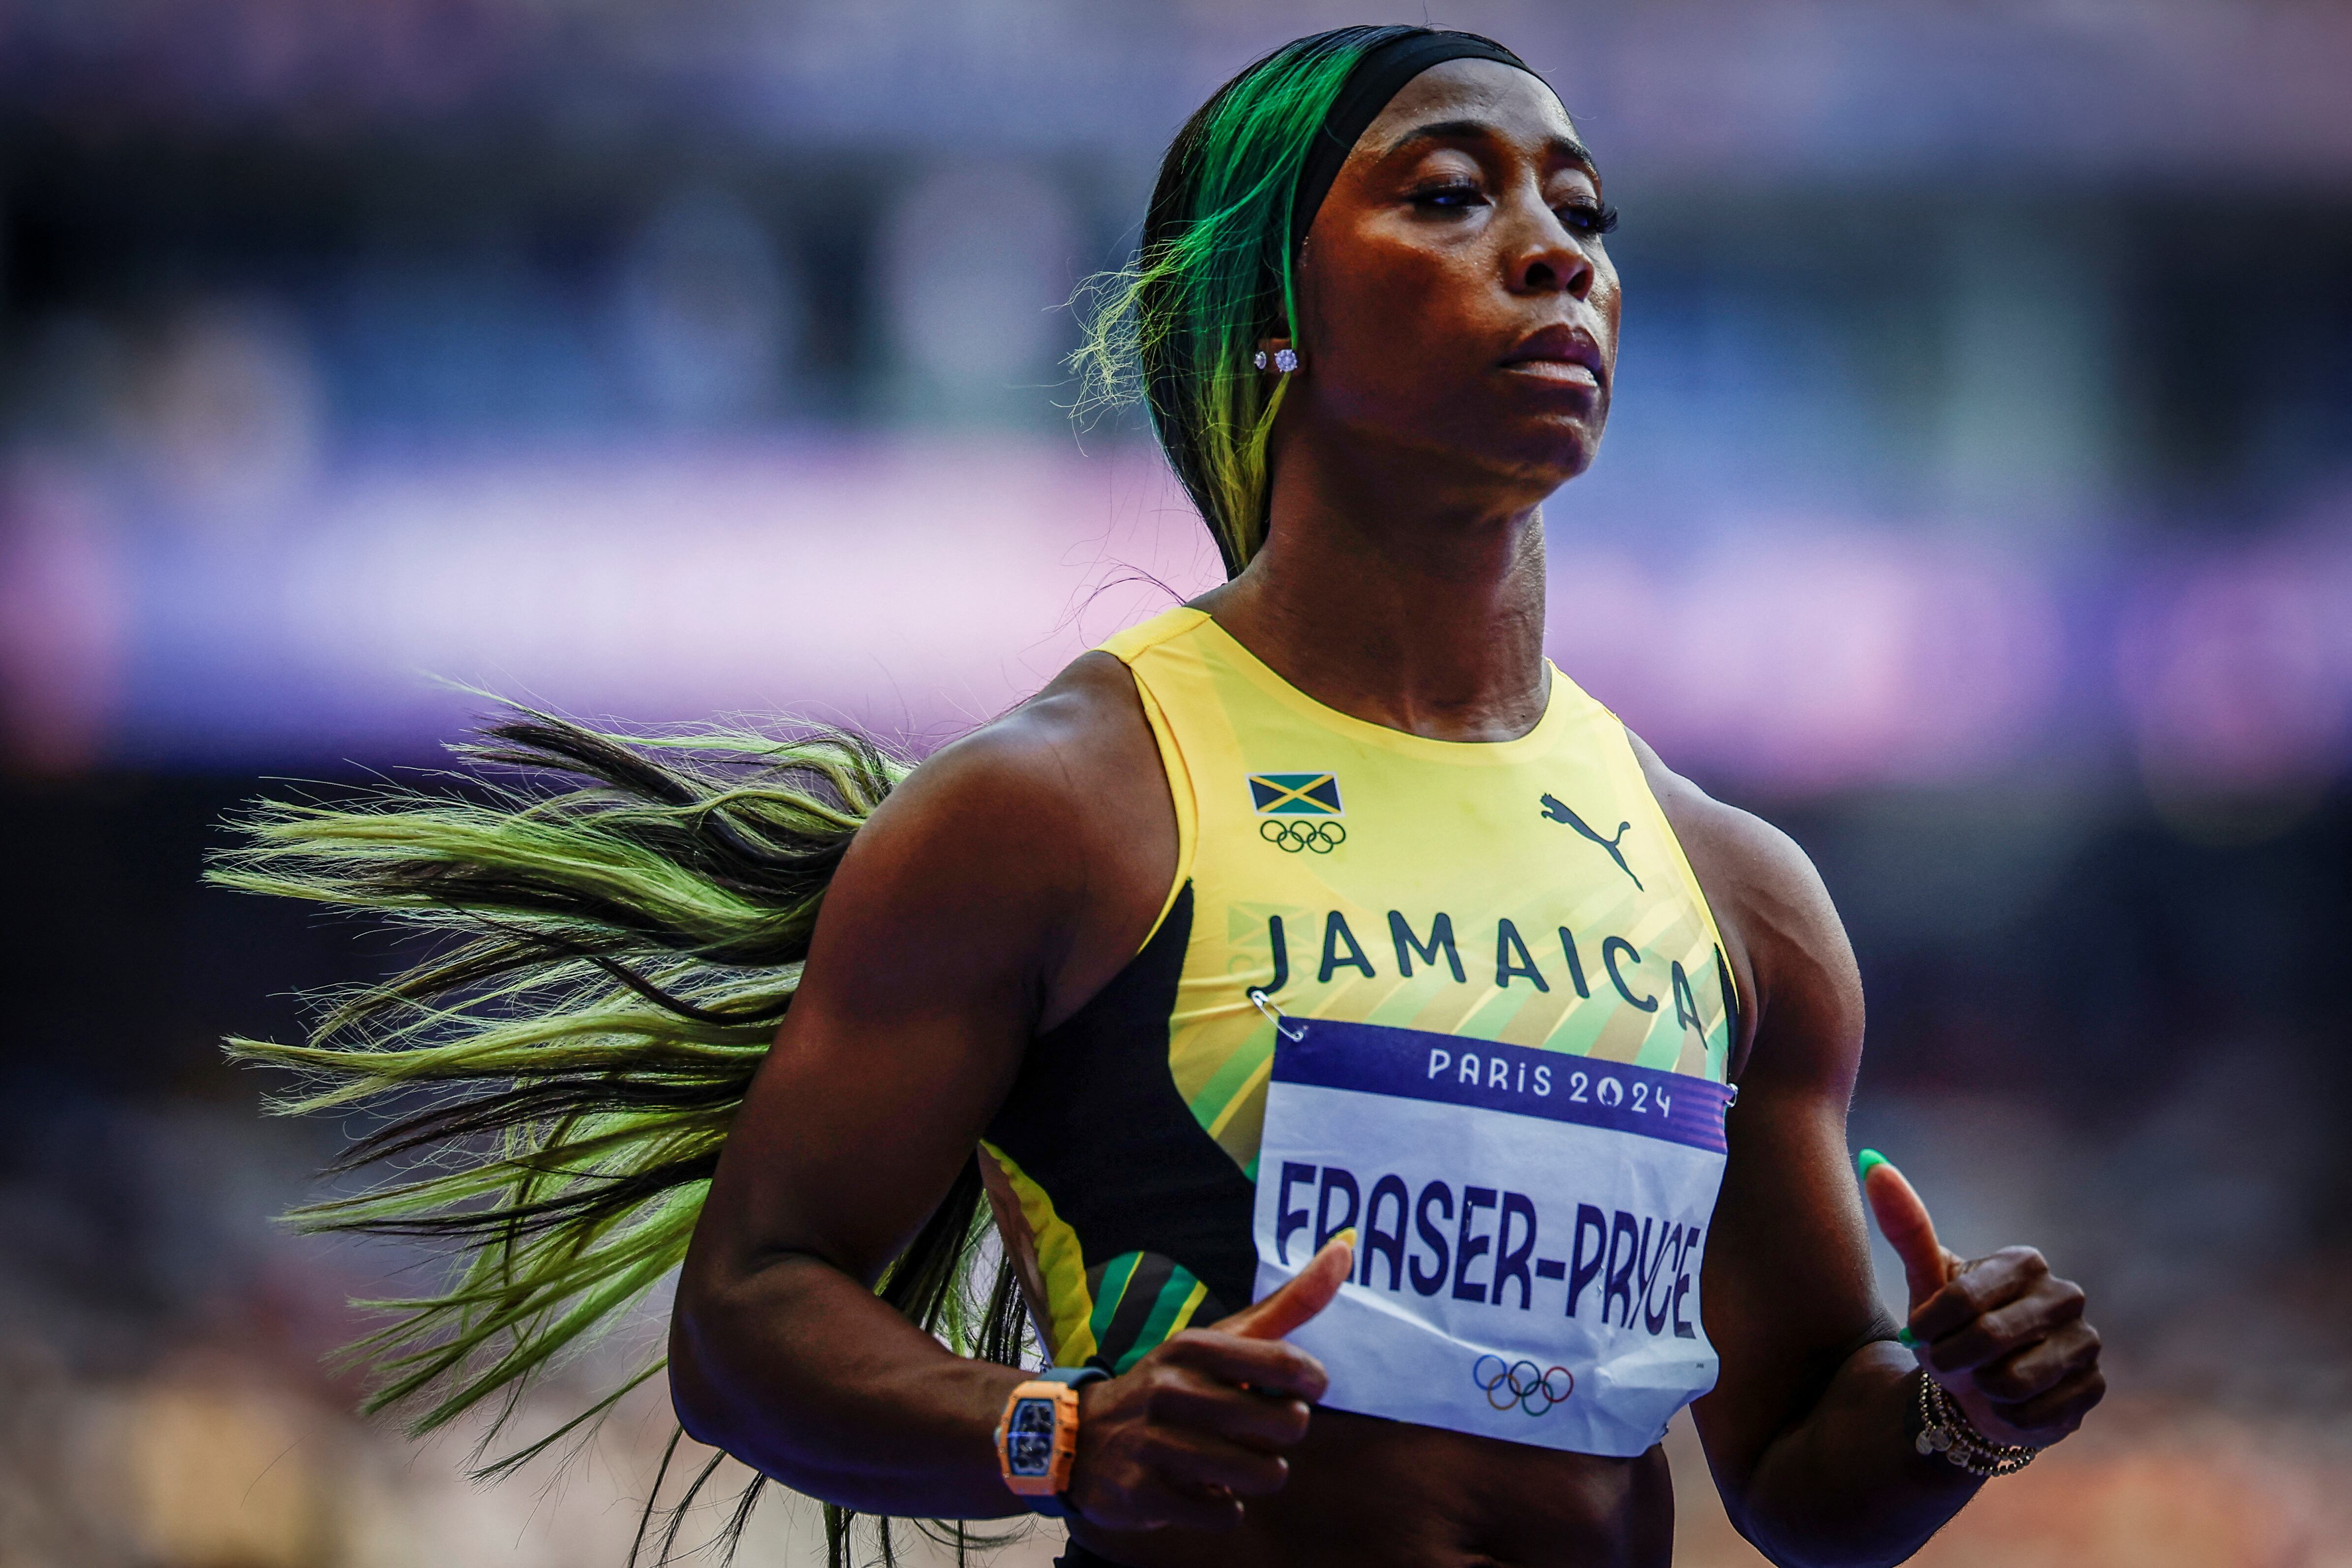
left=1857, top=1148, right=1889, bottom=1180
left=1895, top=1326, right=1919, bottom=1348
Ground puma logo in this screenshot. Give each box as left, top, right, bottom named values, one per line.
left=1539, top=793, right=1643, bottom=891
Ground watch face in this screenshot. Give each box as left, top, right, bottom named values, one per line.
left=1006, top=1397, right=1058, bottom=1477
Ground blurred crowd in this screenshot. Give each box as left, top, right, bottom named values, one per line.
left=3, top=2, right=2350, bottom=1564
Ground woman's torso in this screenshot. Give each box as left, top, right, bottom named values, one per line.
left=980, top=607, right=1739, bottom=1567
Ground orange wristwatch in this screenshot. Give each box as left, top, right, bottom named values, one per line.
left=995, top=1366, right=1107, bottom=1518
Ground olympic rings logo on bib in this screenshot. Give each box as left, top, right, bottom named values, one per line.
left=1260, top=818, right=1346, bottom=854
left=1471, top=1354, right=1574, bottom=1416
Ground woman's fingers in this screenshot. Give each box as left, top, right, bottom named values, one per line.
left=1150, top=1430, right=1294, bottom=1498
left=1217, top=1232, right=1354, bottom=1342
left=1134, top=1372, right=1316, bottom=1450
left=1908, top=1245, right=2051, bottom=1349
left=1157, top=1329, right=1329, bottom=1405
left=1967, top=1315, right=2100, bottom=1405
left=1858, top=1150, right=1952, bottom=1313
left=1900, top=1252, right=2104, bottom=1449
left=1987, top=1360, right=2107, bottom=1442
left=1102, top=1474, right=1247, bottom=1535
left=1920, top=1263, right=2086, bottom=1376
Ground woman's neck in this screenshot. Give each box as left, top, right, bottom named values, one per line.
left=1192, top=438, right=1553, bottom=744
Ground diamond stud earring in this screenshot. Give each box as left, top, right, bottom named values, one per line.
left=1252, top=342, right=1301, bottom=375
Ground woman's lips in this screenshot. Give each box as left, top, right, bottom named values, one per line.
left=1499, top=323, right=1604, bottom=391
left=1500, top=358, right=1601, bottom=389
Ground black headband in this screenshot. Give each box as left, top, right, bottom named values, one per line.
left=1288, top=30, right=1549, bottom=257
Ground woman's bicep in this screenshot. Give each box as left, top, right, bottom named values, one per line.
left=689, top=723, right=1089, bottom=1288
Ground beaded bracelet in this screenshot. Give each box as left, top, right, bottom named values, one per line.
left=1914, top=1373, right=2040, bottom=1478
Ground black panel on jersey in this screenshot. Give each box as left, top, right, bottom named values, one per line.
left=984, top=882, right=1257, bottom=1317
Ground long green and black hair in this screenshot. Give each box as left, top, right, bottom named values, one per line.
left=222, top=24, right=1439, bottom=1568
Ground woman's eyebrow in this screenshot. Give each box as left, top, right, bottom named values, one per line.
left=1378, top=118, right=1596, bottom=177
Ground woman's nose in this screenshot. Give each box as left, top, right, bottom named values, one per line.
left=1508, top=208, right=1595, bottom=299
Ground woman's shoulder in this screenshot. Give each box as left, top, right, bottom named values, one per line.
left=907, top=650, right=1164, bottom=822
left=836, top=651, right=1178, bottom=1028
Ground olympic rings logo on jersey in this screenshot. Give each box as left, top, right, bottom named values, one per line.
left=1471, top=1353, right=1574, bottom=1416
left=1260, top=818, right=1347, bottom=854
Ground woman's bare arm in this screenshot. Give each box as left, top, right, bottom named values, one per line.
left=670, top=674, right=1110, bottom=1514
left=1640, top=743, right=2103, bottom=1568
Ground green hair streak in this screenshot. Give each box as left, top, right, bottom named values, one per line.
left=1074, top=25, right=1421, bottom=577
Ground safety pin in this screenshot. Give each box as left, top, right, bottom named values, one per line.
left=1246, top=986, right=1307, bottom=1043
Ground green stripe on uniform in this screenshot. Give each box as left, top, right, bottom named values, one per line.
left=1084, top=1252, right=1144, bottom=1356
left=1114, top=1265, right=1210, bottom=1373
left=1186, top=1033, right=1274, bottom=1134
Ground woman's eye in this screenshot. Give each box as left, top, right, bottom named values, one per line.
left=1411, top=183, right=1485, bottom=210
left=1558, top=201, right=1621, bottom=236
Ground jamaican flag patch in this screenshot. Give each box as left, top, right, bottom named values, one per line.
left=1248, top=772, right=1343, bottom=817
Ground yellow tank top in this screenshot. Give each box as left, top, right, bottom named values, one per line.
left=978, top=607, right=1737, bottom=1374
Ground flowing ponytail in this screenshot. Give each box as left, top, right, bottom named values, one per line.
left=215, top=710, right=1027, bottom=1563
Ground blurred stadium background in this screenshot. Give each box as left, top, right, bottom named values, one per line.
left=2, top=1, right=2349, bottom=1564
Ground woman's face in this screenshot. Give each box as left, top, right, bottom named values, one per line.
left=1294, top=59, right=1619, bottom=498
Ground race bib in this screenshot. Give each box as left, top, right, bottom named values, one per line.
left=1250, top=1017, right=1732, bottom=1457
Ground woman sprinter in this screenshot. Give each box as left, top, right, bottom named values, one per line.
left=226, top=24, right=2104, bottom=1568
left=665, top=26, right=2104, bottom=1568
